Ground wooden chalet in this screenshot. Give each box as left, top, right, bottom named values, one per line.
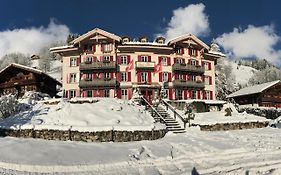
left=227, top=80, right=281, bottom=108
left=0, top=63, right=62, bottom=97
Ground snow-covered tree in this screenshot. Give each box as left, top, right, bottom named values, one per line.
left=0, top=53, right=31, bottom=70
left=0, top=94, right=18, bottom=119
left=248, top=66, right=281, bottom=85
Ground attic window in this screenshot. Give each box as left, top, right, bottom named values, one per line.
left=157, top=39, right=164, bottom=44
left=140, top=38, right=148, bottom=43
left=122, top=38, right=129, bottom=42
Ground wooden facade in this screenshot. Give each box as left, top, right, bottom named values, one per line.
left=0, top=64, right=62, bottom=97
left=229, top=81, right=281, bottom=108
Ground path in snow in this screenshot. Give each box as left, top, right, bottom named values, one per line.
left=0, top=127, right=281, bottom=174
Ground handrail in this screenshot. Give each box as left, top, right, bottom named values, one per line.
left=141, top=96, right=166, bottom=124
left=162, top=99, right=187, bottom=128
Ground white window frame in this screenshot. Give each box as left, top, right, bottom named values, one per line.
left=121, top=56, right=127, bottom=65
left=103, top=56, right=110, bottom=61
left=103, top=44, right=112, bottom=52
left=141, top=56, right=148, bottom=62
left=161, top=57, right=167, bottom=66
left=87, top=90, right=92, bottom=97
left=121, top=72, right=127, bottom=82
left=205, top=91, right=210, bottom=100
left=121, top=89, right=128, bottom=100
left=141, top=72, right=148, bottom=82
left=192, top=90, right=196, bottom=99
left=205, top=76, right=210, bottom=85
left=176, top=58, right=183, bottom=64
left=175, top=89, right=183, bottom=100
left=104, top=89, right=110, bottom=97
left=70, top=73, right=77, bottom=83
left=192, top=75, right=196, bottom=82
left=70, top=57, right=77, bottom=67
left=86, top=56, right=93, bottom=63
left=70, top=90, right=76, bottom=98
left=104, top=72, right=110, bottom=79
left=86, top=73, right=92, bottom=80
left=190, top=59, right=196, bottom=65
left=190, top=49, right=197, bottom=56
left=162, top=72, right=169, bottom=82
left=204, top=61, right=209, bottom=70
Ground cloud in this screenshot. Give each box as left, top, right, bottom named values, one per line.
left=215, top=25, right=281, bottom=65
left=0, top=19, right=70, bottom=58
left=159, top=3, right=210, bottom=41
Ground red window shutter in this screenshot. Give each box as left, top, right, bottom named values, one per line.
left=168, top=89, right=173, bottom=100
left=202, top=90, right=206, bottom=99
left=93, top=56, right=97, bottom=62
left=174, top=58, right=177, bottom=64
left=110, top=56, right=113, bottom=61
left=159, top=72, right=162, bottom=82
left=100, top=56, right=103, bottom=62
left=76, top=57, right=80, bottom=66
left=116, top=89, right=121, bottom=99
left=99, top=90, right=104, bottom=97
left=208, top=62, right=211, bottom=70
left=209, top=76, right=212, bottom=85
left=174, top=73, right=178, bottom=80
left=101, top=44, right=103, bottom=52
left=116, top=72, right=121, bottom=81
left=181, top=48, right=184, bottom=54
left=197, top=90, right=201, bottom=99
left=188, top=48, right=190, bottom=55
left=76, top=89, right=80, bottom=97
left=127, top=55, right=131, bottom=64
left=158, top=57, right=161, bottom=64
left=168, top=73, right=172, bottom=82
left=183, top=74, right=187, bottom=80
left=128, top=88, right=132, bottom=100
left=117, top=56, right=121, bottom=64
left=167, top=57, right=171, bottom=65
left=148, top=56, right=151, bottom=62
left=138, top=55, right=141, bottom=61
left=128, top=72, right=131, bottom=81
left=210, top=91, right=213, bottom=100
left=137, top=72, right=141, bottom=82
left=195, top=50, right=198, bottom=56
left=196, top=60, right=199, bottom=66
left=93, top=73, right=97, bottom=80
left=184, top=90, right=188, bottom=100
left=92, top=44, right=96, bottom=52
left=148, top=72, right=152, bottom=83
left=188, top=59, right=191, bottom=64
left=110, top=72, right=114, bottom=79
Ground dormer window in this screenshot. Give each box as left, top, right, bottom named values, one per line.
left=122, top=36, right=130, bottom=43
left=155, top=36, right=165, bottom=44
left=139, top=37, right=148, bottom=43
left=190, top=48, right=197, bottom=56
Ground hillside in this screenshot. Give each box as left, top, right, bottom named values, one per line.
left=229, top=61, right=257, bottom=86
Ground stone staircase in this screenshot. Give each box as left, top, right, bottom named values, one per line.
left=149, top=105, right=185, bottom=134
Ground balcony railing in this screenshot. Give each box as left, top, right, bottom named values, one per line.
left=135, top=61, right=155, bottom=70
left=79, top=78, right=119, bottom=89
left=80, top=61, right=117, bottom=71
left=172, top=63, right=204, bottom=73
left=0, top=79, right=38, bottom=89
left=173, top=79, right=204, bottom=88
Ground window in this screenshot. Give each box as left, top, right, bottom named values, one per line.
left=70, top=57, right=77, bottom=67
left=141, top=72, right=148, bottom=82
left=70, top=73, right=77, bottom=83
left=175, top=89, right=183, bottom=100
left=103, top=56, right=110, bottom=61
left=176, top=58, right=183, bottom=64
left=162, top=72, right=169, bottom=82
left=191, top=90, right=196, bottom=99
left=175, top=48, right=183, bottom=54
left=104, top=73, right=110, bottom=79
left=141, top=56, right=148, bottom=62
left=190, top=59, right=196, bottom=65
left=191, top=75, right=196, bottom=81
left=122, top=38, right=129, bottom=42
left=190, top=49, right=197, bottom=56
left=86, top=56, right=93, bottom=63
left=121, top=72, right=127, bottom=82
left=70, top=90, right=76, bottom=98
left=178, top=74, right=184, bottom=80
left=87, top=90, right=92, bottom=97
left=205, top=76, right=210, bottom=85
left=86, top=73, right=92, bottom=81
left=103, top=44, right=112, bottom=52
left=161, top=57, right=167, bottom=66
left=140, top=38, right=147, bottom=43
left=121, top=56, right=127, bottom=65
left=121, top=89, right=128, bottom=100
left=204, top=91, right=210, bottom=100
left=104, top=89, right=110, bottom=97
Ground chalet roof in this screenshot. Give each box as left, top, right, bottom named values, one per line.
left=167, top=34, right=210, bottom=50
left=227, top=80, right=280, bottom=98
left=70, top=28, right=121, bottom=44
left=0, top=63, right=62, bottom=86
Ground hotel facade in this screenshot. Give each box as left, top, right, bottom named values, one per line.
left=51, top=28, right=223, bottom=103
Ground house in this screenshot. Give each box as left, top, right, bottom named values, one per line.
left=50, top=28, right=224, bottom=103
left=227, top=80, right=281, bottom=108
left=0, top=63, right=62, bottom=97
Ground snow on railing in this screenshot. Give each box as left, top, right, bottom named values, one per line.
left=141, top=96, right=166, bottom=125
left=162, top=99, right=187, bottom=128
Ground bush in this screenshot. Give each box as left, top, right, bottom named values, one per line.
left=225, top=107, right=232, bottom=116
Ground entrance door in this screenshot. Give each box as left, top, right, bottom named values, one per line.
left=141, top=89, right=153, bottom=104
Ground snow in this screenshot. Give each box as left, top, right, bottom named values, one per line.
left=46, top=59, right=62, bottom=81
left=122, top=41, right=167, bottom=46
left=229, top=61, right=257, bottom=86
left=227, top=80, right=280, bottom=98
left=0, top=97, right=165, bottom=132
left=208, top=50, right=226, bottom=57
left=0, top=127, right=280, bottom=174
left=49, top=45, right=74, bottom=51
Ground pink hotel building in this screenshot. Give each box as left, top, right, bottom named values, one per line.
left=51, top=28, right=223, bottom=103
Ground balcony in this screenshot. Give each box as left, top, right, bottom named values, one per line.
left=173, top=79, right=204, bottom=89
left=79, top=78, right=119, bottom=89
left=0, top=79, right=38, bottom=89
left=172, top=63, right=204, bottom=73
left=80, top=61, right=117, bottom=71
left=135, top=61, right=155, bottom=70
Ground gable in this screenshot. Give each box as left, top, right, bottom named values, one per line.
left=167, top=34, right=210, bottom=50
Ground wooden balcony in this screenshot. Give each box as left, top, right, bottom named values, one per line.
left=0, top=79, right=38, bottom=89
left=172, top=63, right=204, bottom=73
left=173, top=79, right=204, bottom=89
left=79, top=78, right=119, bottom=89
left=135, top=61, right=155, bottom=70
left=80, top=61, right=117, bottom=71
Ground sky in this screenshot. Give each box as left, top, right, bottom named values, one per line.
left=1, top=0, right=281, bottom=65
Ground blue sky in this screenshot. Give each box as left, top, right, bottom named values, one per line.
left=1, top=0, right=281, bottom=65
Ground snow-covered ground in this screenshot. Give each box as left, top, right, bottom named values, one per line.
left=0, top=127, right=281, bottom=174
left=229, top=61, right=257, bottom=86
left=0, top=97, right=164, bottom=132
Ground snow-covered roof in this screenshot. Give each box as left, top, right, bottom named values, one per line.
left=122, top=41, right=167, bottom=46
left=168, top=99, right=227, bottom=105
left=167, top=34, right=210, bottom=50
left=227, top=80, right=280, bottom=98
left=0, top=63, right=62, bottom=86
left=49, top=45, right=75, bottom=51
left=208, top=50, right=226, bottom=57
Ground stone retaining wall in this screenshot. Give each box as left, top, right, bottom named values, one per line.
left=239, top=107, right=281, bottom=120
left=200, top=121, right=269, bottom=131
left=0, top=128, right=167, bottom=142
